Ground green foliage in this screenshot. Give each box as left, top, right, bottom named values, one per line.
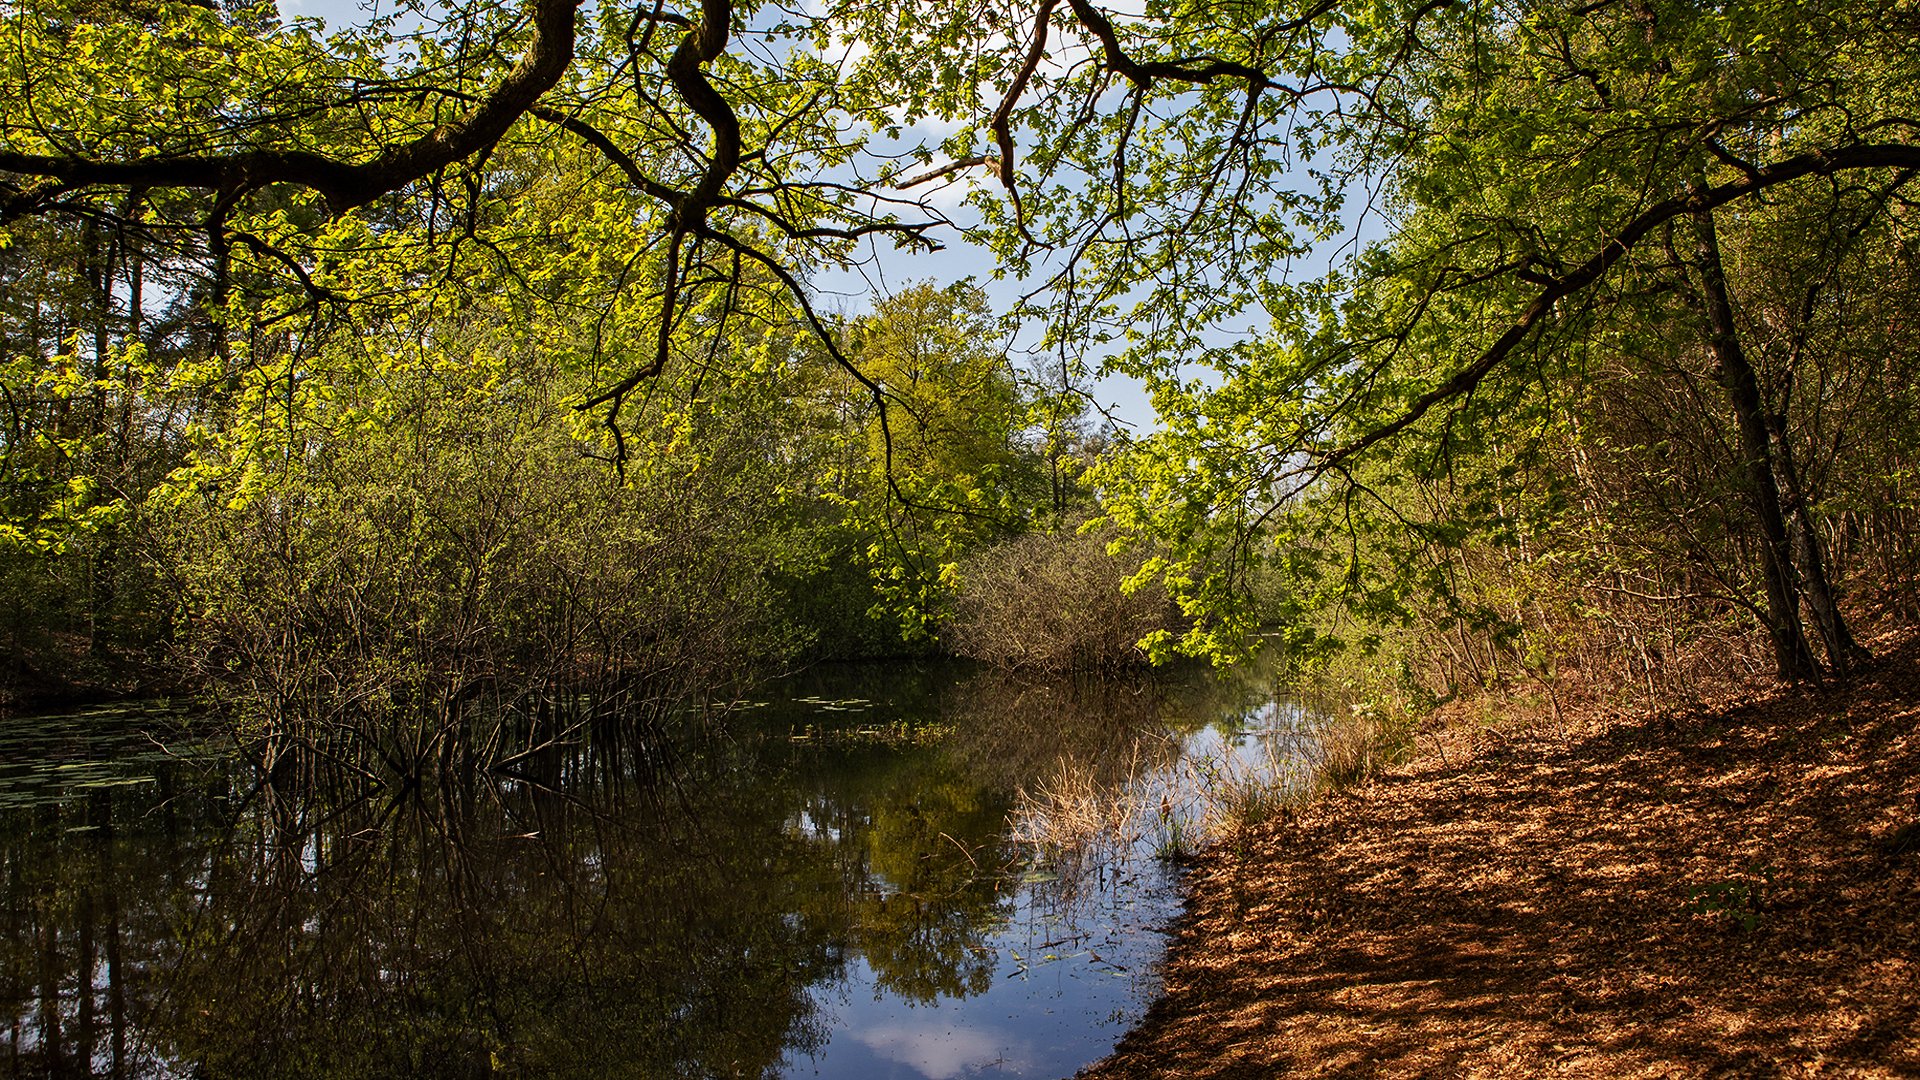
left=793, top=281, right=1058, bottom=648
left=0, top=342, right=129, bottom=554
left=0, top=0, right=1088, bottom=697
left=158, top=328, right=807, bottom=729
left=1687, top=863, right=1774, bottom=933
left=3, top=0, right=1916, bottom=705
left=1076, top=0, right=1920, bottom=682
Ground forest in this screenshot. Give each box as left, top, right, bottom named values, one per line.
left=2, top=0, right=1914, bottom=743
left=2, top=0, right=1918, bottom=1074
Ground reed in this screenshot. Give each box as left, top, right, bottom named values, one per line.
left=1010, top=695, right=1416, bottom=874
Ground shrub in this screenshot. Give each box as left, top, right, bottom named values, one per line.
left=946, top=526, right=1173, bottom=673
left=157, top=339, right=810, bottom=779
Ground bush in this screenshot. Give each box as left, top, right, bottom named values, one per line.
left=946, top=526, right=1173, bottom=672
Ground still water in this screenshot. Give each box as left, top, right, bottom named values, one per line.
left=0, top=663, right=1319, bottom=1079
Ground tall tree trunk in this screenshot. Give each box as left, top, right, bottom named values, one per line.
left=85, top=216, right=118, bottom=656
left=1762, top=385, right=1870, bottom=674
left=1691, top=206, right=1821, bottom=681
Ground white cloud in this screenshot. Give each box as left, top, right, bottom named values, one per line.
left=853, top=1020, right=1031, bottom=1080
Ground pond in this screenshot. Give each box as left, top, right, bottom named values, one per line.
left=0, top=662, right=1324, bottom=1079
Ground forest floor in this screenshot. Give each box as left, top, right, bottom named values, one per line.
left=1081, top=627, right=1920, bottom=1078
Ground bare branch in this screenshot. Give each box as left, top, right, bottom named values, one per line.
left=892, top=156, right=998, bottom=189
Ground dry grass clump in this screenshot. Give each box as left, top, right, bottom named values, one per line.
left=1011, top=696, right=1417, bottom=875
left=1176, top=702, right=1417, bottom=849
left=947, top=527, right=1173, bottom=673
left=1010, top=750, right=1154, bottom=867
left=1305, top=700, right=1415, bottom=793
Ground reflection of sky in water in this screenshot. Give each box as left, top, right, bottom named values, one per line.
left=777, top=677, right=1306, bottom=1080
left=790, top=857, right=1177, bottom=1079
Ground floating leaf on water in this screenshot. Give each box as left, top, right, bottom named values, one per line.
left=73, top=776, right=154, bottom=789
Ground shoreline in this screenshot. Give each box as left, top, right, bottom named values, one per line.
left=1080, top=628, right=1920, bottom=1077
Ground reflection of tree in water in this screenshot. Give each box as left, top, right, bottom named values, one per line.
left=2, top=796, right=124, bottom=1079
left=151, top=756, right=849, bottom=1079
left=749, top=660, right=1276, bottom=1006
left=774, top=721, right=1013, bottom=1005
left=3, top=734, right=850, bottom=1079
left=2, top=666, right=1277, bottom=1078
left=940, top=669, right=1183, bottom=794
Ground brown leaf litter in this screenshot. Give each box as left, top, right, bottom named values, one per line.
left=1081, top=629, right=1920, bottom=1078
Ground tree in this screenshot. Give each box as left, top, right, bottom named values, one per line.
left=1082, top=0, right=1920, bottom=675
left=793, top=281, right=1046, bottom=644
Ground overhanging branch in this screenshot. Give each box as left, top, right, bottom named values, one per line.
left=1312, top=141, right=1920, bottom=480
left=0, top=0, right=581, bottom=211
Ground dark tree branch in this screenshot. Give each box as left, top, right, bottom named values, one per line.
left=528, top=105, right=682, bottom=204
left=1312, top=141, right=1920, bottom=480
left=226, top=229, right=342, bottom=305
left=665, top=0, right=742, bottom=222
left=992, top=0, right=1060, bottom=247
left=1066, top=0, right=1281, bottom=89
left=0, top=0, right=581, bottom=211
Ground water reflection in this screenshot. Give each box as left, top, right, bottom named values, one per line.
left=1, top=662, right=1305, bottom=1079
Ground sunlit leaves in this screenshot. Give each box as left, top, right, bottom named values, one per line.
left=0, top=342, right=137, bottom=553
left=1064, top=0, right=1920, bottom=662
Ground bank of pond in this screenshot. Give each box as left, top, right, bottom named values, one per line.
left=1, top=660, right=1330, bottom=1079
